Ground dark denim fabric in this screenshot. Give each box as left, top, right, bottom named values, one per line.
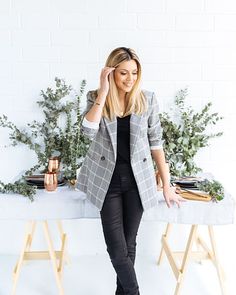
left=100, top=163, right=143, bottom=295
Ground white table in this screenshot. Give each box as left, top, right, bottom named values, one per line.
left=0, top=185, right=234, bottom=224
left=0, top=184, right=235, bottom=295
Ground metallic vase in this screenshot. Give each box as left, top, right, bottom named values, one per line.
left=48, top=157, right=60, bottom=173
left=44, top=171, right=58, bottom=191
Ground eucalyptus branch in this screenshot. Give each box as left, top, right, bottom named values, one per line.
left=197, top=179, right=224, bottom=202
left=0, top=179, right=37, bottom=201
left=160, top=87, right=223, bottom=177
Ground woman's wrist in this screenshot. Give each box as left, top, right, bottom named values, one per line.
left=94, top=93, right=106, bottom=106
left=94, top=100, right=102, bottom=106
left=97, top=89, right=108, bottom=99
left=94, top=99, right=105, bottom=107
left=163, top=183, right=171, bottom=189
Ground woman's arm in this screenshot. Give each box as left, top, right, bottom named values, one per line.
left=80, top=91, right=103, bottom=140
left=151, top=148, right=170, bottom=187
left=81, top=67, right=115, bottom=140
left=151, top=148, right=186, bottom=208
left=84, top=91, right=106, bottom=124
left=85, top=66, right=115, bottom=124
left=147, top=92, right=185, bottom=207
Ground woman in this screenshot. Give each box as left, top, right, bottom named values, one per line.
left=76, top=47, right=185, bottom=295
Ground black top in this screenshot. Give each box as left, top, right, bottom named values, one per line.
left=116, top=115, right=131, bottom=164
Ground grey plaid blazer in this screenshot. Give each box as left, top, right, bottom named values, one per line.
left=76, top=89, right=164, bottom=211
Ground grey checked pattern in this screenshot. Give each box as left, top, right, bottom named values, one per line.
left=76, top=89, right=164, bottom=211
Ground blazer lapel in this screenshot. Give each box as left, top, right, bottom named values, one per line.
left=130, top=113, right=142, bottom=158
left=104, top=116, right=117, bottom=158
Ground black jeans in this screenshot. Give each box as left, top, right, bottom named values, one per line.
left=100, top=162, right=144, bottom=295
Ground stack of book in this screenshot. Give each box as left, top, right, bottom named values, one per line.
left=171, top=177, right=211, bottom=202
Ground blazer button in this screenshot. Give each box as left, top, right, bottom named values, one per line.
left=143, top=158, right=147, bottom=162
left=101, top=156, right=105, bottom=161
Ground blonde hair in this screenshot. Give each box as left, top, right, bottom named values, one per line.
left=99, top=47, right=147, bottom=121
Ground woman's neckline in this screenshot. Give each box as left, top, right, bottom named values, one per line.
left=117, top=114, right=131, bottom=119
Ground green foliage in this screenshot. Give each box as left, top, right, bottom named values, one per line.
left=0, top=177, right=37, bottom=201
left=159, top=88, right=223, bottom=177
left=0, top=77, right=90, bottom=199
left=197, top=179, right=224, bottom=201
left=0, top=84, right=224, bottom=199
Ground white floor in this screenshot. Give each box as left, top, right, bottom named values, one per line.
left=0, top=253, right=232, bottom=295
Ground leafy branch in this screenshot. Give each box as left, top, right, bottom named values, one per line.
left=0, top=178, right=37, bottom=201
left=197, top=179, right=224, bottom=202
left=159, top=88, right=223, bottom=177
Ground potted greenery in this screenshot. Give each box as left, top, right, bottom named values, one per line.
left=0, top=77, right=90, bottom=199
left=159, top=88, right=223, bottom=177
left=158, top=88, right=224, bottom=201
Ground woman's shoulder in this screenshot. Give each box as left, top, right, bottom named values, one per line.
left=141, top=89, right=154, bottom=98
left=141, top=89, right=160, bottom=113
left=141, top=89, right=155, bottom=104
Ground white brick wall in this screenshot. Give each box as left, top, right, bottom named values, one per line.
left=0, top=0, right=235, bottom=185
left=0, top=2, right=236, bottom=284
left=166, top=0, right=205, bottom=13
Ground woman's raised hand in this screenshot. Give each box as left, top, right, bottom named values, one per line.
left=98, top=67, right=115, bottom=97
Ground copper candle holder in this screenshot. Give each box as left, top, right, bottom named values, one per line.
left=44, top=171, right=58, bottom=191
left=48, top=156, right=60, bottom=173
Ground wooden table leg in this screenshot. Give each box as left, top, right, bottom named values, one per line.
left=43, top=221, right=64, bottom=294
left=174, top=225, right=198, bottom=295
left=57, top=220, right=70, bottom=265
left=157, top=224, right=226, bottom=295
left=12, top=221, right=34, bottom=295
left=26, top=221, right=36, bottom=252
left=12, top=220, right=68, bottom=295
left=157, top=223, right=172, bottom=265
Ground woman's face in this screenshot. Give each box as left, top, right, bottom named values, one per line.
left=114, top=60, right=138, bottom=95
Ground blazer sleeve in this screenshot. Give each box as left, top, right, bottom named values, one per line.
left=80, top=91, right=100, bottom=140
left=147, top=92, right=164, bottom=150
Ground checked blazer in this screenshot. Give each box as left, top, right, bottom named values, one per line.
left=76, top=89, right=164, bottom=211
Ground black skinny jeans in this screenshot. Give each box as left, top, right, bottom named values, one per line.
left=100, top=162, right=144, bottom=295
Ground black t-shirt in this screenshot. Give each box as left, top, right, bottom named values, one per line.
left=116, top=115, right=131, bottom=164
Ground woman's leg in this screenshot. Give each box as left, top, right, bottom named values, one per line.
left=100, top=164, right=143, bottom=295
left=115, top=170, right=143, bottom=295
left=123, top=183, right=143, bottom=267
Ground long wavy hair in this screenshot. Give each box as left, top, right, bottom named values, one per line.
left=99, top=47, right=147, bottom=121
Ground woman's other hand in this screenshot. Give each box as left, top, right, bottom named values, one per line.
left=163, top=186, right=186, bottom=208
left=98, top=67, right=115, bottom=97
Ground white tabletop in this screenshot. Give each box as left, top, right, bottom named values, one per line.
left=0, top=185, right=235, bottom=225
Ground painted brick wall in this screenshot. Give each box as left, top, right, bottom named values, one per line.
left=0, top=0, right=236, bottom=187
left=1, top=0, right=236, bottom=188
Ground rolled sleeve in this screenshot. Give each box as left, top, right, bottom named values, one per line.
left=80, top=90, right=100, bottom=140
left=150, top=145, right=163, bottom=150
left=82, top=117, right=99, bottom=129
left=147, top=92, right=164, bottom=150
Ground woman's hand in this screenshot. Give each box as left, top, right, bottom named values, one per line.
left=163, top=186, right=186, bottom=208
left=98, top=67, right=116, bottom=97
